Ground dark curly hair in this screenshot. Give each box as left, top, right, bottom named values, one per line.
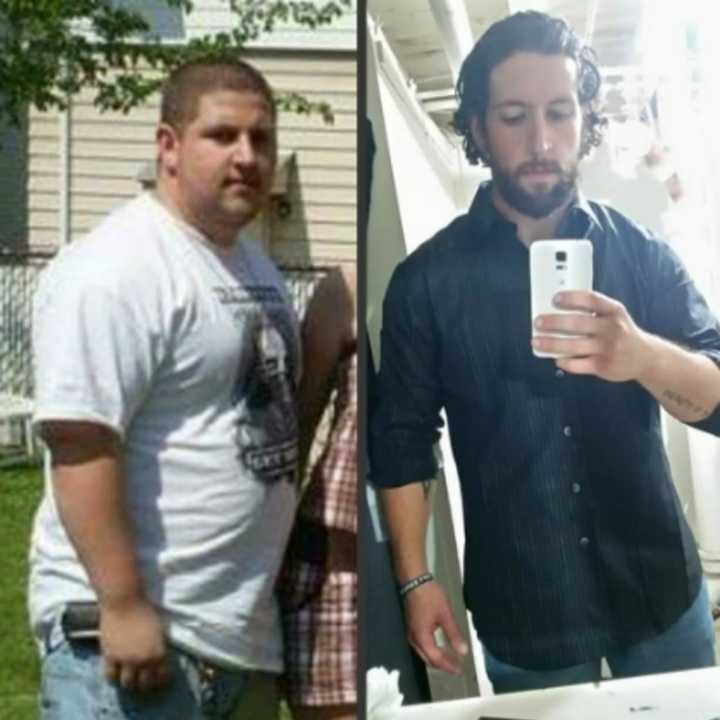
left=453, top=11, right=607, bottom=166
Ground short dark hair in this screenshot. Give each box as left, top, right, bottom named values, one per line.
left=453, top=11, right=607, bottom=166
left=160, top=57, right=276, bottom=132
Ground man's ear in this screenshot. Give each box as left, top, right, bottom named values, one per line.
left=470, top=114, right=487, bottom=157
left=156, top=122, right=181, bottom=176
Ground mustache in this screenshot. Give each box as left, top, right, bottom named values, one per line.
left=223, top=174, right=261, bottom=188
left=516, top=161, right=564, bottom=176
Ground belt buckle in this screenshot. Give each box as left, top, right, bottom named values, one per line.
left=199, top=659, right=217, bottom=681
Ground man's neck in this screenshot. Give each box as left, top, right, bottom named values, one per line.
left=491, top=186, right=573, bottom=248
left=155, top=182, right=238, bottom=249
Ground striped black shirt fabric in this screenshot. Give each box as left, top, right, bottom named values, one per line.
left=371, top=182, right=720, bottom=670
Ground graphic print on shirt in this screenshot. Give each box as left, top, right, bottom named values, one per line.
left=226, top=284, right=299, bottom=487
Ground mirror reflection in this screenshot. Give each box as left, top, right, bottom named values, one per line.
left=366, top=0, right=720, bottom=708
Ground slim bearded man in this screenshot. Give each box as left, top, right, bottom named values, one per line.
left=373, top=11, right=720, bottom=694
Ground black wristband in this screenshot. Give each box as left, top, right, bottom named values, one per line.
left=398, top=572, right=434, bottom=597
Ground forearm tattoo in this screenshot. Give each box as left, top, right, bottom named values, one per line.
left=662, top=389, right=712, bottom=418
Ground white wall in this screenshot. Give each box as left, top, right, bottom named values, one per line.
left=376, top=75, right=458, bottom=253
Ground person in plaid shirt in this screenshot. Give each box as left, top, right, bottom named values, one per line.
left=279, top=265, right=357, bottom=720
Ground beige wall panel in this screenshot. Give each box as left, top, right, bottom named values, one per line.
left=71, top=122, right=156, bottom=143
left=27, top=179, right=60, bottom=197
left=276, top=220, right=355, bottom=242
left=30, top=139, right=73, bottom=157
left=28, top=228, right=60, bottom=249
left=300, top=187, right=356, bottom=205
left=291, top=149, right=355, bottom=169
left=28, top=158, right=59, bottom=175
left=69, top=158, right=150, bottom=177
left=28, top=149, right=58, bottom=161
left=28, top=193, right=60, bottom=212
left=271, top=241, right=356, bottom=264
left=26, top=127, right=56, bottom=142
left=28, top=210, right=58, bottom=229
left=70, top=143, right=156, bottom=162
left=28, top=170, right=60, bottom=189
left=28, top=108, right=57, bottom=125
left=70, top=105, right=160, bottom=124
left=77, top=181, right=140, bottom=199
left=301, top=205, right=356, bottom=224
left=30, top=176, right=137, bottom=197
left=276, top=128, right=355, bottom=149
left=294, top=166, right=355, bottom=188
left=72, top=209, right=113, bottom=225
left=68, top=195, right=137, bottom=214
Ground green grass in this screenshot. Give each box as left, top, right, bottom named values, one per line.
left=0, top=462, right=43, bottom=720
left=0, top=462, right=293, bottom=720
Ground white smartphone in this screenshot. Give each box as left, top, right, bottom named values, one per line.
left=530, top=239, right=593, bottom=359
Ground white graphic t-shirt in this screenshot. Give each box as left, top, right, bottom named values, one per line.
left=29, top=193, right=299, bottom=671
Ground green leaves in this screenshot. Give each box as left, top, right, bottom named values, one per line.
left=277, top=91, right=335, bottom=125
left=0, top=0, right=352, bottom=125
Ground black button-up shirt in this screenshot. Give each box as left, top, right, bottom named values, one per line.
left=372, top=182, right=720, bottom=670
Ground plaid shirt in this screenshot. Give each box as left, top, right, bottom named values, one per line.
left=300, top=351, right=357, bottom=533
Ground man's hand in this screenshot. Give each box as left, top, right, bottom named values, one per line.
left=532, top=290, right=651, bottom=381
left=100, top=597, right=171, bottom=693
left=42, top=421, right=172, bottom=694
left=403, top=581, right=469, bottom=674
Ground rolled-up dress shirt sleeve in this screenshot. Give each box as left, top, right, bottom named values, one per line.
left=371, top=256, right=444, bottom=488
left=643, top=238, right=720, bottom=435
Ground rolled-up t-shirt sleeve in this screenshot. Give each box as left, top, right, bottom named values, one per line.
left=371, top=257, right=444, bottom=488
left=33, top=264, right=163, bottom=439
left=644, top=239, right=720, bottom=435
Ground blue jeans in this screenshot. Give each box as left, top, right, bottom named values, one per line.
left=39, top=638, right=259, bottom=719
left=485, top=581, right=716, bottom=694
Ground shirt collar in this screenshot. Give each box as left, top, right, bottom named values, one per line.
left=570, top=190, right=602, bottom=233
left=469, top=181, right=602, bottom=240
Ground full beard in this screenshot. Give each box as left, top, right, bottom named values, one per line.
left=491, top=160, right=579, bottom=219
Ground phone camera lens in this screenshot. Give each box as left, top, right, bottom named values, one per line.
left=556, top=251, right=567, bottom=262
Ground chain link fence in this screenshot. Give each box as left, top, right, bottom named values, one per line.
left=0, top=250, right=53, bottom=399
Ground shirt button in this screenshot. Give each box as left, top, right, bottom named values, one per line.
left=572, top=483, right=581, bottom=494
left=555, top=369, right=565, bottom=378
left=580, top=536, right=590, bottom=547
left=563, top=425, right=572, bottom=437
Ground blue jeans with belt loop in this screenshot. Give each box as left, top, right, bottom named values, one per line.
left=39, top=634, right=257, bottom=720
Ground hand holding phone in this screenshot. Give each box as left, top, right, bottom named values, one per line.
left=530, top=240, right=593, bottom=359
